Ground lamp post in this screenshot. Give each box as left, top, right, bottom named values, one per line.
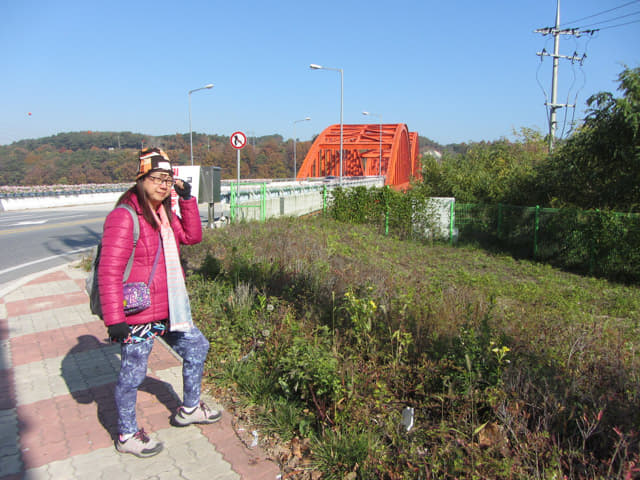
left=188, top=83, right=214, bottom=166
left=362, top=111, right=382, bottom=176
left=310, top=63, right=343, bottom=184
left=293, top=117, right=311, bottom=179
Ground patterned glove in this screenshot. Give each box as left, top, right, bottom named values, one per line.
left=174, top=180, right=192, bottom=200
left=108, top=322, right=130, bottom=342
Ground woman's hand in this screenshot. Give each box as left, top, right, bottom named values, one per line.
left=108, top=322, right=130, bottom=342
left=174, top=179, right=192, bottom=199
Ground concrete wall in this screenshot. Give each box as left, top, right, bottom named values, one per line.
left=231, top=177, right=384, bottom=222
left=0, top=192, right=123, bottom=212
left=234, top=190, right=326, bottom=221
left=412, top=197, right=456, bottom=241
left=0, top=177, right=384, bottom=217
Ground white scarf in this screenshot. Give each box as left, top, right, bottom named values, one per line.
left=153, top=205, right=194, bottom=332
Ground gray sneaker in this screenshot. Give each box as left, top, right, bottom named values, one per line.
left=173, top=401, right=222, bottom=426
left=116, top=429, right=163, bottom=458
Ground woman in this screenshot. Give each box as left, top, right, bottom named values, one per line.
left=99, top=147, right=221, bottom=458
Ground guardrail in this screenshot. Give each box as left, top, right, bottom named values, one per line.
left=229, top=177, right=384, bottom=221
left=0, top=184, right=133, bottom=198
left=0, top=184, right=133, bottom=211
left=0, top=177, right=384, bottom=213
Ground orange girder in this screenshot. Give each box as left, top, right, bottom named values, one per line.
left=297, top=123, right=421, bottom=188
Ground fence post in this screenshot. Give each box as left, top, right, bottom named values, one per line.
left=260, top=183, right=266, bottom=221
left=534, top=205, right=540, bottom=258
left=230, top=184, right=237, bottom=223
left=589, top=209, right=599, bottom=275
left=322, top=185, right=327, bottom=214
left=449, top=200, right=455, bottom=246
left=384, top=185, right=390, bottom=236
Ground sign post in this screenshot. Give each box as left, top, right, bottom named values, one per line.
left=230, top=131, right=247, bottom=201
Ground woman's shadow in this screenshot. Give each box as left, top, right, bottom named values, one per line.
left=61, top=334, right=181, bottom=440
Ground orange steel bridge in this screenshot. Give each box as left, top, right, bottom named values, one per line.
left=296, top=123, right=420, bottom=188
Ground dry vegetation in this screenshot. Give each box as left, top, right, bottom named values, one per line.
left=183, top=216, right=640, bottom=479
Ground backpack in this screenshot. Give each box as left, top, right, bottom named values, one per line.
left=86, top=204, right=140, bottom=319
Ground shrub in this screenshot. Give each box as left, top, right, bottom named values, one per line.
left=185, top=216, right=640, bottom=479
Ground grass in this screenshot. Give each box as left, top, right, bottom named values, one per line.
left=183, top=215, right=640, bottom=479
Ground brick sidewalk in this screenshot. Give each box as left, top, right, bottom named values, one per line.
left=0, top=264, right=280, bottom=480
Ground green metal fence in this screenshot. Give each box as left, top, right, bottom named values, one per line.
left=329, top=189, right=640, bottom=281
left=228, top=183, right=330, bottom=222
left=229, top=182, right=266, bottom=222
left=453, top=203, right=640, bottom=281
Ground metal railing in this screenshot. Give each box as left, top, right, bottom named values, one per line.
left=453, top=203, right=640, bottom=281
left=228, top=177, right=382, bottom=223
left=230, top=182, right=267, bottom=222
left=328, top=189, right=640, bottom=282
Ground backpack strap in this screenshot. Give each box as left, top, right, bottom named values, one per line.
left=116, top=204, right=140, bottom=283
left=147, top=233, right=163, bottom=285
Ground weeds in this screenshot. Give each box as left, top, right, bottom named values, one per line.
left=184, top=216, right=640, bottom=479
left=311, top=427, right=379, bottom=480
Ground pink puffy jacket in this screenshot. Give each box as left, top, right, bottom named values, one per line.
left=98, top=193, right=202, bottom=327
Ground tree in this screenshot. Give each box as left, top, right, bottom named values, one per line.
left=415, top=128, right=548, bottom=205
left=542, top=66, right=640, bottom=210
left=0, top=131, right=466, bottom=186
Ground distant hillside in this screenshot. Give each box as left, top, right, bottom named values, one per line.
left=0, top=130, right=456, bottom=186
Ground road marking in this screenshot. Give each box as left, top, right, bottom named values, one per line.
left=0, top=217, right=105, bottom=235
left=12, top=220, right=47, bottom=226
left=0, top=213, right=89, bottom=225
left=0, top=246, right=95, bottom=276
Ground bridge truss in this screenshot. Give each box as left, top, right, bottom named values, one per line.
left=296, top=123, right=420, bottom=188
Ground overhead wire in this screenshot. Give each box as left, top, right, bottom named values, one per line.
left=571, top=30, right=596, bottom=132
left=576, top=9, right=640, bottom=29
left=596, top=18, right=640, bottom=30
left=535, top=1, right=639, bottom=142
left=559, top=77, right=573, bottom=139
left=559, top=36, right=579, bottom=139
left=535, top=37, right=553, bottom=129
left=552, top=6, right=637, bottom=136
left=560, top=57, right=588, bottom=138
left=563, top=25, right=595, bottom=138
left=558, top=0, right=640, bottom=27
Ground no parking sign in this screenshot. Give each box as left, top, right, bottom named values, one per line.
left=231, top=131, right=246, bottom=187
left=230, top=131, right=247, bottom=150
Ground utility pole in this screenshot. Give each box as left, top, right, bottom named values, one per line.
left=535, top=0, right=589, bottom=151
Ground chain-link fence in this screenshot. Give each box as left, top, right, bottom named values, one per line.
left=454, top=203, right=640, bottom=282
left=328, top=187, right=640, bottom=282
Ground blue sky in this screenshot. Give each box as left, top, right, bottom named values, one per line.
left=1, top=0, right=638, bottom=147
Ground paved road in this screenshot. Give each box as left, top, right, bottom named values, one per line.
left=0, top=203, right=228, bottom=293
left=0, top=205, right=110, bottom=289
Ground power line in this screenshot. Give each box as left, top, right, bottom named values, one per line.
left=578, top=9, right=640, bottom=28
left=559, top=0, right=640, bottom=27
left=535, top=1, right=638, bottom=150
left=534, top=0, right=590, bottom=151
left=596, top=18, right=640, bottom=30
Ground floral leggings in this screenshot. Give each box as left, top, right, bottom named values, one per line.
left=115, top=326, right=210, bottom=435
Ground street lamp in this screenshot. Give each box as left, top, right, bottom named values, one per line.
left=362, top=111, right=382, bottom=176
left=293, top=117, right=311, bottom=179
left=188, top=83, right=214, bottom=166
left=310, top=63, right=343, bottom=183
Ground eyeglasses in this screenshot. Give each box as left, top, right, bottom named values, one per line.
left=147, top=175, right=175, bottom=187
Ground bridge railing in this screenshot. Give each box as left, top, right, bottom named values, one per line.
left=228, top=177, right=384, bottom=222
left=0, top=177, right=384, bottom=213
left=0, top=183, right=132, bottom=198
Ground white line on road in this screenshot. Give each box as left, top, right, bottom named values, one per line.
left=0, top=217, right=104, bottom=235
left=11, top=220, right=47, bottom=226
left=0, top=213, right=89, bottom=225
left=0, top=246, right=94, bottom=276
